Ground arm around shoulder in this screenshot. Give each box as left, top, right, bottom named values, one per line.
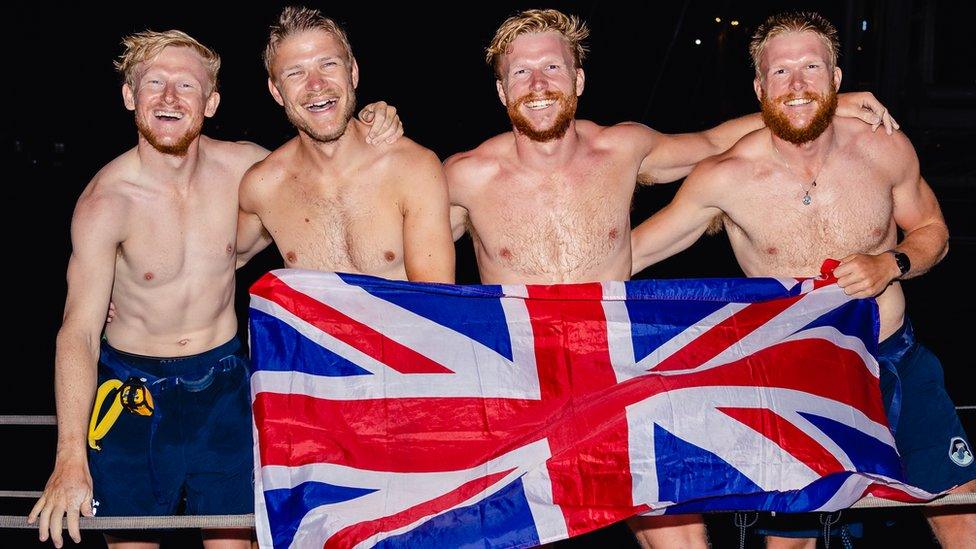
left=402, top=149, right=455, bottom=283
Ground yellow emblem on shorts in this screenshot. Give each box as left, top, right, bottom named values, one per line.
left=87, top=377, right=155, bottom=451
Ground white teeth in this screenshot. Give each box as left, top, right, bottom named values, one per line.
left=154, top=110, right=183, bottom=119
left=306, top=98, right=338, bottom=110
left=785, top=98, right=813, bottom=106
left=525, top=99, right=556, bottom=110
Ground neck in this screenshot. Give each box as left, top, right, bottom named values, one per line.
left=297, top=118, right=364, bottom=166
left=136, top=135, right=203, bottom=183
left=771, top=124, right=835, bottom=170
left=512, top=120, right=580, bottom=168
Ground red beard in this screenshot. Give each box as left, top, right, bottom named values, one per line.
left=761, top=88, right=838, bottom=145
left=507, top=90, right=577, bottom=142
left=135, top=111, right=202, bottom=156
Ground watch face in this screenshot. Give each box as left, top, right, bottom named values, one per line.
left=894, top=252, right=910, bottom=275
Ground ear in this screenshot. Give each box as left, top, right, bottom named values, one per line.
left=122, top=83, right=136, bottom=111
left=753, top=76, right=763, bottom=103
left=496, top=78, right=508, bottom=107
left=832, top=66, right=842, bottom=91
left=351, top=57, right=359, bottom=89
left=268, top=77, right=285, bottom=107
left=575, top=67, right=585, bottom=96
left=204, top=91, right=221, bottom=118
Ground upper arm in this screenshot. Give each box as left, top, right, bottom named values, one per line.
left=236, top=168, right=273, bottom=266
left=62, top=192, right=126, bottom=339
left=401, top=151, right=456, bottom=283
left=636, top=114, right=764, bottom=185
left=631, top=160, right=728, bottom=273
left=889, top=139, right=946, bottom=236
left=443, top=153, right=473, bottom=242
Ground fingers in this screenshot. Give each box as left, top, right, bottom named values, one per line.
left=358, top=106, right=375, bottom=123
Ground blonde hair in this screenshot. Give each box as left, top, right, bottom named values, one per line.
left=264, top=6, right=353, bottom=78
left=486, top=9, right=589, bottom=78
left=115, top=30, right=220, bottom=92
left=750, top=11, right=840, bottom=78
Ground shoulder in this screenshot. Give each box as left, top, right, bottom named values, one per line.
left=201, top=136, right=271, bottom=174
left=836, top=118, right=917, bottom=175
left=382, top=137, right=443, bottom=172
left=683, top=131, right=762, bottom=190
left=73, top=153, right=138, bottom=236
left=238, top=141, right=295, bottom=203
left=443, top=134, right=510, bottom=187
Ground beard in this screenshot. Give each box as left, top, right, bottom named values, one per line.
left=135, top=111, right=202, bottom=156
left=286, top=87, right=357, bottom=143
left=507, top=90, right=577, bottom=142
left=761, top=87, right=838, bottom=145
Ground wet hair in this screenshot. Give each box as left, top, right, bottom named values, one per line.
left=486, top=9, right=589, bottom=78
left=264, top=5, right=353, bottom=78
left=115, top=29, right=220, bottom=92
left=750, top=11, right=839, bottom=79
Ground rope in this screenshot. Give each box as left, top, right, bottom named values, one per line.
left=0, top=514, right=253, bottom=530
left=0, top=415, right=57, bottom=425
left=0, top=495, right=972, bottom=530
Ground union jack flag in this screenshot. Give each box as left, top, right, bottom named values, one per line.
left=248, top=268, right=932, bottom=549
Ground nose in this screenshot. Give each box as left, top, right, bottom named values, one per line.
left=306, top=72, right=325, bottom=92
left=162, top=83, right=177, bottom=104
left=529, top=70, right=548, bottom=92
left=788, top=72, right=805, bottom=92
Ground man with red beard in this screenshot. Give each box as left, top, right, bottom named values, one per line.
left=28, top=29, right=402, bottom=549
left=446, top=9, right=895, bottom=548
left=237, top=6, right=455, bottom=283
left=631, top=11, right=975, bottom=548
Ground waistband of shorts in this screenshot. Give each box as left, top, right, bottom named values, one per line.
left=877, top=317, right=915, bottom=363
left=100, top=337, right=243, bottom=379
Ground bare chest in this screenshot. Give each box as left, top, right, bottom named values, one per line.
left=726, top=161, right=895, bottom=276
left=468, top=164, right=634, bottom=281
left=119, top=184, right=238, bottom=286
left=261, top=177, right=405, bottom=274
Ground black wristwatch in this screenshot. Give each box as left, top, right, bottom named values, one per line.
left=888, top=250, right=911, bottom=278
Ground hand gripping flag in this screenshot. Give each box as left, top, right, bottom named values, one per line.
left=248, top=268, right=933, bottom=548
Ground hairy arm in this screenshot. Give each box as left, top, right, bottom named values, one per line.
left=635, top=92, right=895, bottom=185
left=28, top=186, right=127, bottom=546
left=401, top=150, right=456, bottom=283
left=631, top=159, right=729, bottom=275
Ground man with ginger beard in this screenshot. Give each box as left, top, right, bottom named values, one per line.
left=27, top=28, right=402, bottom=549
left=445, top=8, right=899, bottom=548
left=237, top=6, right=455, bottom=283
left=631, top=11, right=975, bottom=548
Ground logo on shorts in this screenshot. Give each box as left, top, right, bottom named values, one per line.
left=948, top=437, right=974, bottom=467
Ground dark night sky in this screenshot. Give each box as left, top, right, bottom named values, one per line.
left=5, top=2, right=973, bottom=545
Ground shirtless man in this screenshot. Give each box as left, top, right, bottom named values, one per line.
left=445, top=9, right=894, bottom=548
left=630, top=11, right=975, bottom=548
left=238, top=6, right=455, bottom=283
left=26, top=30, right=401, bottom=549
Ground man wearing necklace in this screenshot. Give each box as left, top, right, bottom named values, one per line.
left=631, top=11, right=975, bottom=548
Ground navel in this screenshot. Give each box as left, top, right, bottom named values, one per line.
left=177, top=338, right=189, bottom=346
left=384, top=250, right=396, bottom=262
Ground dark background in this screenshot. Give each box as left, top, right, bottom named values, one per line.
left=7, top=1, right=974, bottom=547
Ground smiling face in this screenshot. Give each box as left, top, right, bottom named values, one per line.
left=754, top=31, right=841, bottom=144
left=123, top=45, right=219, bottom=155
left=496, top=32, right=584, bottom=142
left=267, top=29, right=358, bottom=143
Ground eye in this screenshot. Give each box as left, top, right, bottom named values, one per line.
left=513, top=68, right=527, bottom=76
left=286, top=70, right=302, bottom=78
left=547, top=64, right=559, bottom=70
left=807, top=63, right=820, bottom=69
left=322, top=61, right=338, bottom=68
left=179, top=82, right=194, bottom=89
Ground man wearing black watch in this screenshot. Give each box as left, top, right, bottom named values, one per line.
left=631, top=10, right=975, bottom=546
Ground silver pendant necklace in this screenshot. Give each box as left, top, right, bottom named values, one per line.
left=772, top=140, right=830, bottom=206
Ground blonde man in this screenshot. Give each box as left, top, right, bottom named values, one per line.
left=446, top=8, right=897, bottom=548
left=27, top=29, right=400, bottom=549
left=238, top=7, right=455, bottom=282
left=631, top=11, right=975, bottom=548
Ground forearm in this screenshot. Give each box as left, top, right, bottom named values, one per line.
left=893, top=221, right=949, bottom=279
left=52, top=328, right=100, bottom=461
